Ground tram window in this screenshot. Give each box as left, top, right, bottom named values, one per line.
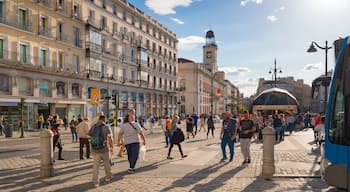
left=329, top=82, right=347, bottom=145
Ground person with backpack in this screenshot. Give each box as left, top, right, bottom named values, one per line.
left=167, top=115, right=187, bottom=160
left=239, top=111, right=255, bottom=165
left=220, top=111, right=237, bottom=162
left=89, top=115, right=114, bottom=188
left=118, top=109, right=146, bottom=174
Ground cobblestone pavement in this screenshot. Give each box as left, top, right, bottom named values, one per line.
left=0, top=123, right=343, bottom=192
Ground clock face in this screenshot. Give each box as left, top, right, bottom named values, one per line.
left=206, top=51, right=212, bottom=59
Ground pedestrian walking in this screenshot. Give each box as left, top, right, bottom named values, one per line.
left=50, top=119, right=65, bottom=161
left=186, top=116, right=195, bottom=139
left=314, top=116, right=325, bottom=145
left=118, top=109, right=146, bottom=174
left=286, top=113, right=296, bottom=135
left=239, top=111, right=255, bottom=165
left=38, top=114, right=44, bottom=129
left=76, top=117, right=91, bottom=160
left=273, top=114, right=283, bottom=142
left=220, top=111, right=237, bottom=162
left=206, top=115, right=215, bottom=139
left=191, top=113, right=199, bottom=135
left=89, top=115, right=114, bottom=188
left=63, top=116, right=68, bottom=131
left=162, top=116, right=171, bottom=147
left=198, top=115, right=206, bottom=132
left=167, top=115, right=187, bottom=159
left=149, top=116, right=155, bottom=134
left=69, top=116, right=78, bottom=143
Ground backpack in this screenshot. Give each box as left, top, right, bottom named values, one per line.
left=90, top=124, right=107, bottom=150
left=170, top=128, right=185, bottom=144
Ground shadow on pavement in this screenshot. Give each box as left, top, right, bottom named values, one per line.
left=160, top=162, right=229, bottom=191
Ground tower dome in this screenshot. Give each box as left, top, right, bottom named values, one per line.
left=206, top=30, right=216, bottom=45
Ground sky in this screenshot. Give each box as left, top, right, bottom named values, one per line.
left=127, top=0, right=350, bottom=97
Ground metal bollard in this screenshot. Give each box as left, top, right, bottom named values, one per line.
left=261, top=126, right=275, bottom=180
left=40, top=129, right=54, bottom=178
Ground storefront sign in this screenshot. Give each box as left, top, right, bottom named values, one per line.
left=90, top=88, right=100, bottom=104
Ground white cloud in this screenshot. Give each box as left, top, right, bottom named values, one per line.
left=303, top=62, right=323, bottom=71
left=275, top=6, right=285, bottom=12
left=240, top=0, right=264, bottom=6
left=219, top=66, right=251, bottom=76
left=267, top=15, right=278, bottom=22
left=145, top=0, right=192, bottom=15
left=178, top=36, right=206, bottom=51
left=170, top=17, right=184, bottom=24
left=231, top=78, right=259, bottom=97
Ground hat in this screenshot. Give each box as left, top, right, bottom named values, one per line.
left=56, top=119, right=64, bottom=125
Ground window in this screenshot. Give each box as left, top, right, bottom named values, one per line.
left=122, top=69, right=127, bottom=82
left=40, top=49, right=48, bottom=67
left=18, top=77, right=32, bottom=96
left=89, top=30, right=101, bottom=45
left=19, top=44, right=28, bottom=63
left=18, top=8, right=29, bottom=31
left=0, top=39, right=3, bottom=59
left=57, top=51, right=64, bottom=70
left=72, top=83, right=79, bottom=97
left=73, top=27, right=80, bottom=47
left=56, top=22, right=63, bottom=41
left=57, top=0, right=64, bottom=8
left=0, top=1, right=3, bottom=20
left=72, top=55, right=79, bottom=73
left=112, top=22, right=117, bottom=34
left=72, top=3, right=79, bottom=17
left=88, top=10, right=95, bottom=20
left=38, top=80, right=50, bottom=97
left=131, top=16, right=135, bottom=25
left=100, top=16, right=106, bottom=30
left=102, top=0, right=106, bottom=9
left=131, top=71, right=135, bottom=83
left=0, top=74, right=9, bottom=92
left=39, top=16, right=48, bottom=36
left=113, top=4, right=117, bottom=15
left=56, top=81, right=65, bottom=97
left=122, top=10, right=126, bottom=20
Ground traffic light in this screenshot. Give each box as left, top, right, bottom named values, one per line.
left=112, top=94, right=117, bottom=105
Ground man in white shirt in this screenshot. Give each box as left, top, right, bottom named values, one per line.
left=76, top=117, right=91, bottom=159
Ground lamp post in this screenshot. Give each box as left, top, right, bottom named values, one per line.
left=20, top=98, right=25, bottom=138
left=307, top=40, right=332, bottom=113
left=268, top=58, right=282, bottom=87
left=102, top=74, right=113, bottom=118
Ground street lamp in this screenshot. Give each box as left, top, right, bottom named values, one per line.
left=268, top=58, right=282, bottom=87
left=307, top=40, right=332, bottom=113
left=102, top=74, right=114, bottom=118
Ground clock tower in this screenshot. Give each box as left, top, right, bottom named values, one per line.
left=203, top=30, right=218, bottom=72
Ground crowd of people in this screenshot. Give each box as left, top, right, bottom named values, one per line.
left=0, top=109, right=326, bottom=188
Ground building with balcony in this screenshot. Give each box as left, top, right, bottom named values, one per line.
left=82, top=0, right=178, bottom=119
left=0, top=0, right=178, bottom=130
left=0, top=0, right=85, bottom=130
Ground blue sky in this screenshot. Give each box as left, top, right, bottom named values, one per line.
left=127, top=0, right=350, bottom=97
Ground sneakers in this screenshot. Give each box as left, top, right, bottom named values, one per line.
left=247, top=159, right=251, bottom=164
left=105, top=176, right=113, bottom=182
left=57, top=157, right=65, bottom=160
left=167, top=156, right=173, bottom=160
left=221, top=157, right=227, bottom=162
left=181, top=155, right=188, bottom=158
left=127, top=168, right=135, bottom=174
left=93, top=183, right=99, bottom=188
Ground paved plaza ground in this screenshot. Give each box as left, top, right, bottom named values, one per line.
left=0, top=122, right=343, bottom=192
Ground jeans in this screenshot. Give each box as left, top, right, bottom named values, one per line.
left=71, top=131, right=78, bottom=141
left=164, top=131, right=170, bottom=146
left=207, top=127, right=214, bottom=137
left=125, top=143, right=140, bottom=169
left=221, top=137, right=234, bottom=161
left=79, top=138, right=90, bottom=159
left=92, top=151, right=112, bottom=185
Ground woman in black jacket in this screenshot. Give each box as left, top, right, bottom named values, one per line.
left=167, top=115, right=187, bottom=160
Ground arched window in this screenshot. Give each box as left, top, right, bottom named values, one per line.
left=56, top=81, right=66, bottom=97
left=72, top=83, right=80, bottom=97
left=0, top=74, right=10, bottom=93
left=17, top=77, right=33, bottom=96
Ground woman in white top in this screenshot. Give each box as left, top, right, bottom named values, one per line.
left=118, top=109, right=146, bottom=174
left=314, top=116, right=325, bottom=145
